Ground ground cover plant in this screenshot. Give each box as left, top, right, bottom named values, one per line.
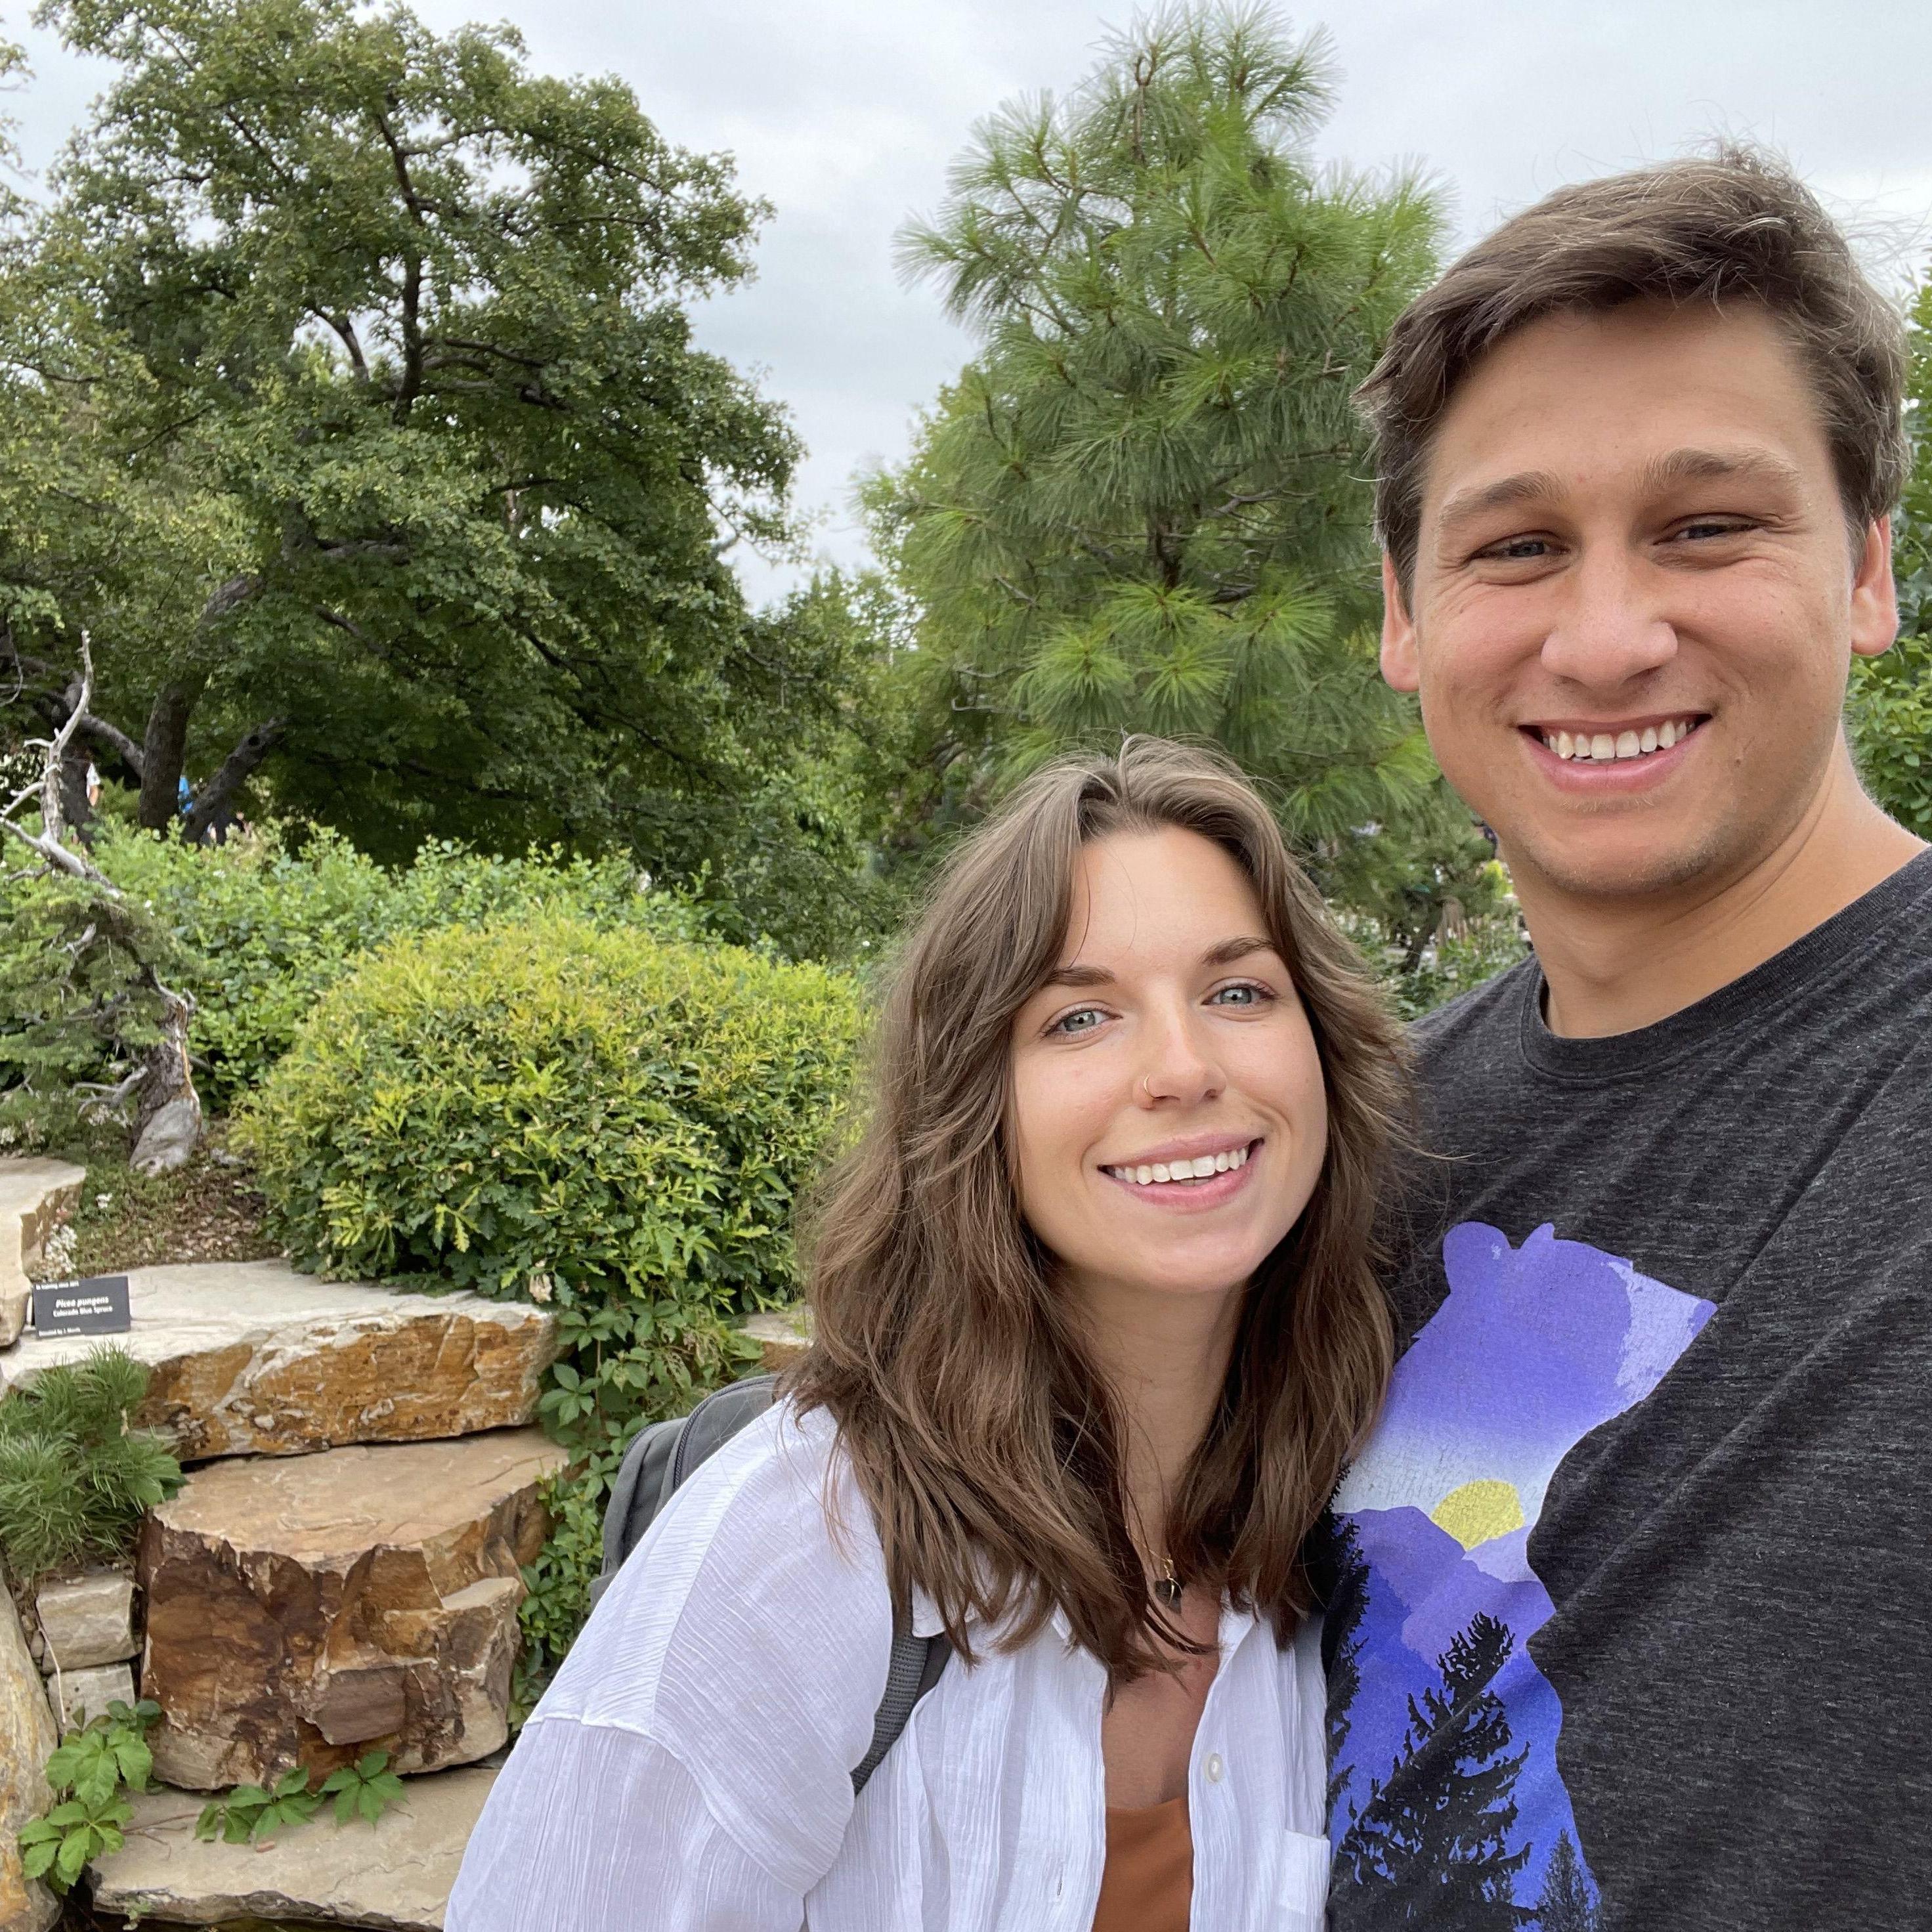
left=238, top=912, right=867, bottom=1692
left=0, top=1348, right=182, bottom=1583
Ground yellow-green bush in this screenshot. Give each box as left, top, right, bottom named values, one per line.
left=236, top=914, right=867, bottom=1689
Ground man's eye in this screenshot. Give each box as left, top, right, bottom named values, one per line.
left=1481, top=536, right=1551, bottom=563
left=1673, top=518, right=1751, bottom=542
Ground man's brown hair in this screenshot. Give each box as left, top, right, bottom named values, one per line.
left=1360, top=146, right=1908, bottom=599
left=791, top=737, right=1404, bottom=1681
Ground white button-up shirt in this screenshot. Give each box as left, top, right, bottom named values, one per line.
left=448, top=1402, right=1330, bottom=1931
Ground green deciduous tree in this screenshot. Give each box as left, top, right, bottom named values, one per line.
left=0, top=0, right=882, bottom=955
left=1849, top=280, right=1932, bottom=840
left=867, top=5, right=1493, bottom=937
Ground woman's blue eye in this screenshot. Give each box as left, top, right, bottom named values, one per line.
left=1209, top=982, right=1271, bottom=1008
left=1050, top=1006, right=1106, bottom=1035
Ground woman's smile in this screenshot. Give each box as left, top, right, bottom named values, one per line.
left=1100, top=1136, right=1263, bottom=1211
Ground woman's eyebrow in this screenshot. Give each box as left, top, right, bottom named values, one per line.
left=1043, top=936, right=1275, bottom=987
left=1042, top=963, right=1114, bottom=988
left=1203, top=935, right=1276, bottom=966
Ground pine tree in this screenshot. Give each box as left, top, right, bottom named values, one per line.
left=1334, top=1611, right=1534, bottom=1932
left=1318, top=1512, right=1371, bottom=1824
left=868, top=6, right=1498, bottom=943
left=1534, top=1832, right=1600, bottom=1932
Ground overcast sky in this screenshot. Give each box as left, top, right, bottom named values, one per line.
left=11, top=1, right=1932, bottom=603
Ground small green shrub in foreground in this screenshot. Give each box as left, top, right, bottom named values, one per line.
left=91, top=822, right=708, bottom=1109
left=0, top=1349, right=184, bottom=1582
left=236, top=914, right=867, bottom=1692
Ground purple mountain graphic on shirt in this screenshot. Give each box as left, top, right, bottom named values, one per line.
left=1327, top=1221, right=1717, bottom=1920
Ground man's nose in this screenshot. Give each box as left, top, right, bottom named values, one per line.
left=1539, top=547, right=1678, bottom=689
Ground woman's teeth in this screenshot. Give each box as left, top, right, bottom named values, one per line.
left=1105, top=1145, right=1251, bottom=1187
left=1539, top=718, right=1698, bottom=762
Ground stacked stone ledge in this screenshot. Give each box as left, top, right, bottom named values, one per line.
left=0, top=1159, right=567, bottom=1929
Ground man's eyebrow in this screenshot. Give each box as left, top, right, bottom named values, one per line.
left=1638, top=446, right=1807, bottom=495
left=1042, top=936, right=1277, bottom=987
left=1434, top=469, right=1568, bottom=539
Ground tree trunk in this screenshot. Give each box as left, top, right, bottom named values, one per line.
left=130, top=985, right=202, bottom=1175
left=181, top=718, right=284, bottom=845
left=58, top=734, right=93, bottom=844
left=137, top=676, right=207, bottom=831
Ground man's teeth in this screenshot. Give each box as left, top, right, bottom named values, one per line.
left=1539, top=719, right=1698, bottom=762
left=1106, top=1145, right=1251, bottom=1187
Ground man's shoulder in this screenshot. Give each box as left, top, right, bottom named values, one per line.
left=1407, top=953, right=1538, bottom=1073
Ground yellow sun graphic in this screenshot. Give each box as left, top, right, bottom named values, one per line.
left=1430, top=1478, right=1526, bottom=1551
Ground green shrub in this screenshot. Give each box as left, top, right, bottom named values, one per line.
left=236, top=913, right=867, bottom=1691
left=0, top=1349, right=184, bottom=1581
left=85, top=823, right=706, bottom=1110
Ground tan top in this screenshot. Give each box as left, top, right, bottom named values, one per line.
left=1089, top=1795, right=1193, bottom=1932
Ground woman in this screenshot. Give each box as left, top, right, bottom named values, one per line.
left=448, top=738, right=1404, bottom=1930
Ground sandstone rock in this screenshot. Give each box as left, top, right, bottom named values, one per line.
left=2, top=1260, right=558, bottom=1459
left=50, top=1660, right=136, bottom=1732
left=34, top=1568, right=137, bottom=1670
left=740, top=1304, right=813, bottom=1373
left=90, top=1766, right=494, bottom=1929
left=0, top=1560, right=60, bottom=1932
left=0, top=1157, right=86, bottom=1350
left=140, top=1430, right=565, bottom=1790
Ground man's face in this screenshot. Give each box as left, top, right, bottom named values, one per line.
left=1382, top=299, right=1898, bottom=903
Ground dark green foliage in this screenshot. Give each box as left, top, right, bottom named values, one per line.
left=867, top=5, right=1491, bottom=951
left=0, top=858, right=186, bottom=1146
left=0, top=1347, right=182, bottom=1581
left=1336, top=1612, right=1534, bottom=1930
left=0, top=0, right=887, bottom=958
left=236, top=913, right=865, bottom=1688
left=89, top=819, right=706, bottom=1108
left=19, top=1697, right=159, bottom=1896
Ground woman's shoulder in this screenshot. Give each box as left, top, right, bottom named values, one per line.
left=533, top=1398, right=896, bottom=1740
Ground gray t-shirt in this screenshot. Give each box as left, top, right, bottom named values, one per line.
left=1321, top=848, right=1932, bottom=1932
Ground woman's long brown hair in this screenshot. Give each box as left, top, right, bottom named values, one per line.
left=790, top=738, right=1406, bottom=1681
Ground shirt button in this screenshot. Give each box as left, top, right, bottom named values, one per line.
left=1205, top=1753, right=1225, bottom=1784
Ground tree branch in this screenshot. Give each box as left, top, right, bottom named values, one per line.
left=182, top=718, right=284, bottom=844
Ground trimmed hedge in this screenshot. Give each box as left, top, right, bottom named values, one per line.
left=234, top=914, right=867, bottom=1692
left=93, top=823, right=705, bottom=1110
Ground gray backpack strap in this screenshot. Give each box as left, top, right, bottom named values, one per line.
left=850, top=1617, right=951, bottom=1795
left=590, top=1375, right=779, bottom=1610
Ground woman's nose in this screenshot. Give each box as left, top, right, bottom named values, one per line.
left=1135, top=1012, right=1224, bottom=1107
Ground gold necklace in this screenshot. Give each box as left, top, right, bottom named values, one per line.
left=1153, top=1556, right=1184, bottom=1610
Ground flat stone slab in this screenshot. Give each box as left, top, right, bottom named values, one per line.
left=0, top=1260, right=557, bottom=1459
left=740, top=1304, right=812, bottom=1373
left=0, top=1157, right=86, bottom=1350
left=90, top=1767, right=495, bottom=1928
left=140, top=1430, right=565, bottom=1790
left=35, top=1567, right=137, bottom=1669
left=50, top=1658, right=135, bottom=1732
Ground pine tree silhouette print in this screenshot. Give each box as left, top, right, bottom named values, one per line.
left=1335, top=1612, right=1534, bottom=1932
left=1534, top=1834, right=1601, bottom=1932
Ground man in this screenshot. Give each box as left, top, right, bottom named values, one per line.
left=1320, top=150, right=1931, bottom=1931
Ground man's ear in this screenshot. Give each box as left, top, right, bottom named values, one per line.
left=1849, top=516, right=1900, bottom=660
left=1381, top=552, right=1421, bottom=692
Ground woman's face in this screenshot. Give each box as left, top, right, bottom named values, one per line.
left=1007, top=827, right=1329, bottom=1309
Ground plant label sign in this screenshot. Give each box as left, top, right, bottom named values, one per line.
left=31, top=1275, right=133, bottom=1338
